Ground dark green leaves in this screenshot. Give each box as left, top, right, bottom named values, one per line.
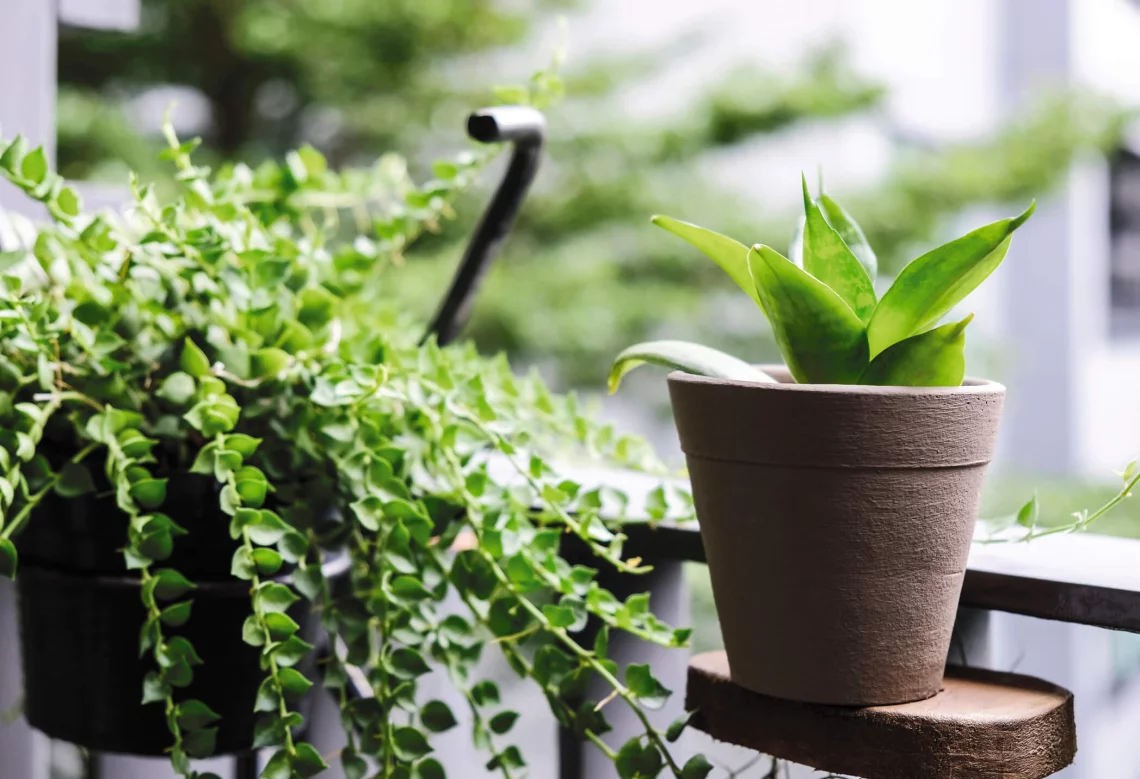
left=420, top=700, right=458, bottom=733
left=153, top=568, right=195, bottom=600
left=55, top=462, right=96, bottom=497
left=665, top=711, right=695, bottom=742
left=616, top=738, right=663, bottom=779
left=747, top=245, right=868, bottom=383
left=801, top=176, right=876, bottom=322
left=681, top=755, right=714, bottom=779
left=0, top=539, right=16, bottom=578
left=625, top=664, right=672, bottom=710
left=182, top=727, right=217, bottom=759
left=866, top=202, right=1035, bottom=357
left=860, top=315, right=972, bottom=386
left=176, top=699, right=221, bottom=730
left=651, top=215, right=760, bottom=307
left=608, top=340, right=776, bottom=392
left=393, top=726, right=432, bottom=761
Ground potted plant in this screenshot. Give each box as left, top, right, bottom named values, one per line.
left=0, top=82, right=714, bottom=778
left=610, top=178, right=1032, bottom=706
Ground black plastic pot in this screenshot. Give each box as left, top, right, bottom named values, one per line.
left=14, top=473, right=346, bottom=755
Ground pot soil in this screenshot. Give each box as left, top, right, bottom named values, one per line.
left=15, top=473, right=345, bottom=755
left=668, top=366, right=1004, bottom=707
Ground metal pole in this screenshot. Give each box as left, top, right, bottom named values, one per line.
left=423, top=106, right=545, bottom=347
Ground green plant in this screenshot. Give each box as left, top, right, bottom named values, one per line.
left=609, top=177, right=1035, bottom=390
left=0, top=95, right=709, bottom=779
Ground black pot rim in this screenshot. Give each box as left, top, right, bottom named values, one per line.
left=19, top=549, right=351, bottom=593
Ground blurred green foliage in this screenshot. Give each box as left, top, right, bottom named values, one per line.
left=58, top=1, right=1133, bottom=387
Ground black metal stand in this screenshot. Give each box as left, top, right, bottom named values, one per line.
left=423, top=106, right=545, bottom=346
left=234, top=752, right=259, bottom=779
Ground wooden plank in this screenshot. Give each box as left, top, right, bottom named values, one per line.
left=59, top=0, right=140, bottom=31
left=545, top=463, right=1140, bottom=634
left=686, top=650, right=1076, bottom=779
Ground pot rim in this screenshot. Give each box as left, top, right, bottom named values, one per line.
left=668, top=364, right=1005, bottom=397
left=18, top=549, right=351, bottom=593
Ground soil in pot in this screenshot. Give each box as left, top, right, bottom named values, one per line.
left=668, top=366, right=1004, bottom=707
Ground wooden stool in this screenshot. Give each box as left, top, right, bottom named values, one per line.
left=686, top=651, right=1076, bottom=779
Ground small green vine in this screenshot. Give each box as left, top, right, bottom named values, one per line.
left=0, top=64, right=710, bottom=779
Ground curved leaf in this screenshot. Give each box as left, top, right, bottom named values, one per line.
left=801, top=176, right=876, bottom=322
left=608, top=340, right=775, bottom=393
left=867, top=202, right=1035, bottom=357
left=819, top=193, right=877, bottom=280
left=859, top=315, right=973, bottom=386
left=788, top=214, right=805, bottom=267
left=650, top=215, right=761, bottom=309
left=0, top=538, right=16, bottom=578
left=748, top=245, right=868, bottom=384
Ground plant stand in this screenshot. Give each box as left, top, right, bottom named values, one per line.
left=685, top=651, right=1076, bottom=779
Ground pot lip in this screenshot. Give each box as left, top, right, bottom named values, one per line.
left=18, top=548, right=351, bottom=593
left=668, top=364, right=1005, bottom=397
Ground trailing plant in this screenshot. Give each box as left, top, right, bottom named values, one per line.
left=982, top=459, right=1140, bottom=543
left=609, top=177, right=1034, bottom=390
left=0, top=96, right=707, bottom=779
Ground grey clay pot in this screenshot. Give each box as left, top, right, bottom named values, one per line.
left=668, top=366, right=1005, bottom=706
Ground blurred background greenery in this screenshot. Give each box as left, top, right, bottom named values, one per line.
left=53, top=0, right=1140, bottom=711
left=56, top=0, right=1140, bottom=546
left=57, top=0, right=1131, bottom=386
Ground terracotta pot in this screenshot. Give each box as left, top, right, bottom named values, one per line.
left=668, top=366, right=1004, bottom=706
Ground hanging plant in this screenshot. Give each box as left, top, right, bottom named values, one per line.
left=0, top=82, right=707, bottom=778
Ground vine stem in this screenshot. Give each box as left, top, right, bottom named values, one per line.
left=0, top=442, right=98, bottom=540
left=472, top=543, right=684, bottom=777
left=219, top=434, right=296, bottom=758
left=446, top=406, right=650, bottom=576
left=105, top=433, right=191, bottom=775
left=980, top=469, right=1140, bottom=544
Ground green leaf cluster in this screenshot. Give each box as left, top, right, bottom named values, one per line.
left=611, top=177, right=1034, bottom=389
left=0, top=71, right=704, bottom=779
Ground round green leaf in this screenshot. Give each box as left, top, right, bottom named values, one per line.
left=0, top=538, right=16, bottom=579
left=420, top=700, right=457, bottom=733
left=489, top=710, right=518, bottom=735
left=157, top=372, right=196, bottom=406
left=292, top=742, right=328, bottom=778
left=180, top=338, right=212, bottom=378
left=55, top=462, right=96, bottom=498
left=252, top=547, right=283, bottom=575
left=392, top=726, right=432, bottom=761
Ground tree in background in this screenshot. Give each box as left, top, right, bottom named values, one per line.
left=58, top=0, right=1131, bottom=386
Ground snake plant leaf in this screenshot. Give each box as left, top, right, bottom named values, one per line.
left=866, top=201, right=1035, bottom=357
left=650, top=215, right=762, bottom=309
left=748, top=245, right=869, bottom=384
left=860, top=314, right=973, bottom=386
left=819, top=194, right=877, bottom=281
left=788, top=214, right=805, bottom=267
left=800, top=175, right=876, bottom=322
left=608, top=340, right=776, bottom=393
